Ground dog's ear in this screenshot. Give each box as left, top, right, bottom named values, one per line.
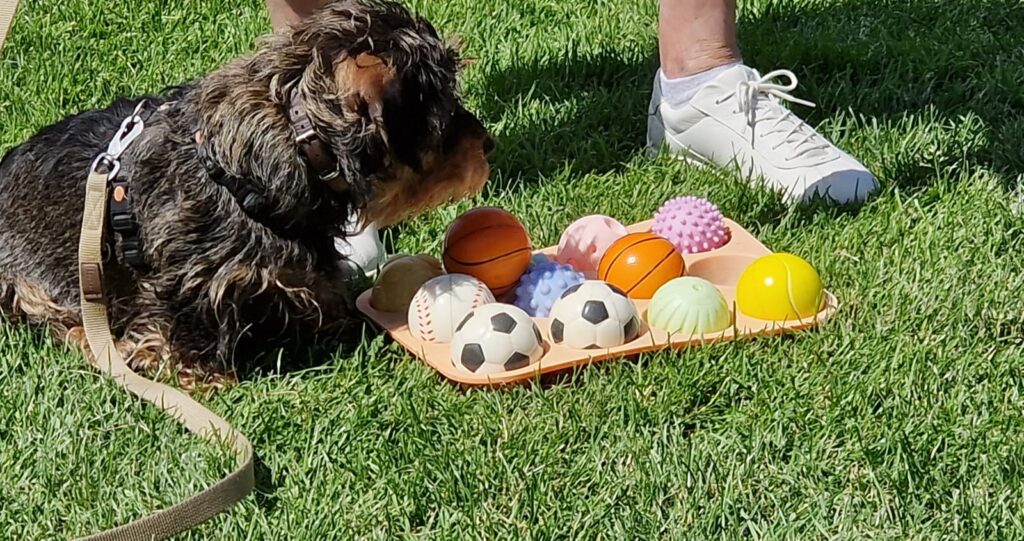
left=334, top=52, right=431, bottom=170
left=334, top=53, right=399, bottom=129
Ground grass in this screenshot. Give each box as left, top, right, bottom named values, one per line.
left=3, top=0, right=1024, bottom=538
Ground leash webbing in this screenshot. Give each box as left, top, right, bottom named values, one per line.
left=0, top=0, right=18, bottom=56
left=77, top=155, right=254, bottom=537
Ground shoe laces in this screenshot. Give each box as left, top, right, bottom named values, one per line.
left=715, top=69, right=831, bottom=161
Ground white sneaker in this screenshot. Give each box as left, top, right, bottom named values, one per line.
left=334, top=216, right=385, bottom=277
left=647, top=65, right=878, bottom=204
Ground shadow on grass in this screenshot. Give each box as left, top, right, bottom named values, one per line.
left=473, top=50, right=657, bottom=190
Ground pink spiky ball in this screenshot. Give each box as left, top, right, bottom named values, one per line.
left=651, top=196, right=730, bottom=254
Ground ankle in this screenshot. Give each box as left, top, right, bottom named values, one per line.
left=660, top=46, right=742, bottom=79
left=657, top=62, right=741, bottom=108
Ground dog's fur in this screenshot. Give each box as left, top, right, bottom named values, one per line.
left=0, top=0, right=491, bottom=385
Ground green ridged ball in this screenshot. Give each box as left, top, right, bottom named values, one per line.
left=647, top=277, right=731, bottom=336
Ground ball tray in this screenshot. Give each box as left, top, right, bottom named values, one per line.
left=356, top=218, right=838, bottom=387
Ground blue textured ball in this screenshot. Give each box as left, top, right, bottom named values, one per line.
left=529, top=253, right=552, bottom=269
left=514, top=262, right=585, bottom=317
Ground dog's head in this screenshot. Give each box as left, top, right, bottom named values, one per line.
left=263, top=0, right=492, bottom=228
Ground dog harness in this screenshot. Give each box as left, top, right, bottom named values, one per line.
left=77, top=102, right=255, bottom=541
left=105, top=104, right=163, bottom=270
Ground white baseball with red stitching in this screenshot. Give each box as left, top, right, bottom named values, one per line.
left=407, top=274, right=495, bottom=343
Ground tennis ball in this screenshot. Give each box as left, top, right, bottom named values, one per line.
left=736, top=253, right=823, bottom=321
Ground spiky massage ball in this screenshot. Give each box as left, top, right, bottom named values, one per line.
left=514, top=261, right=585, bottom=317
left=651, top=196, right=730, bottom=254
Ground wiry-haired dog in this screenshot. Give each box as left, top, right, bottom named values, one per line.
left=0, top=0, right=492, bottom=386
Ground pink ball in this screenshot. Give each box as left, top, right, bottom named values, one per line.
left=555, top=215, right=628, bottom=274
left=651, top=196, right=730, bottom=254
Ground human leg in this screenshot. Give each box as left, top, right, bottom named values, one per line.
left=650, top=0, right=878, bottom=204
left=266, top=0, right=328, bottom=31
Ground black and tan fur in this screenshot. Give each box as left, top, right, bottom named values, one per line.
left=0, top=0, right=491, bottom=386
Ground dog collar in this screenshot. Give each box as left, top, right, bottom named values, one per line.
left=286, top=86, right=349, bottom=193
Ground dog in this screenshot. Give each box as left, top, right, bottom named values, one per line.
left=0, top=0, right=492, bottom=386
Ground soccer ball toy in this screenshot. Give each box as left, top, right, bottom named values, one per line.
left=549, top=280, right=641, bottom=349
left=451, top=303, right=545, bottom=375
left=408, top=274, right=495, bottom=343
left=513, top=261, right=586, bottom=317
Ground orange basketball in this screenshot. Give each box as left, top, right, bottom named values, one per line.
left=443, top=207, right=532, bottom=296
left=598, top=232, right=685, bottom=299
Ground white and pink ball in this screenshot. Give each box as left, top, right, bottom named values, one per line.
left=555, top=215, right=628, bottom=274
left=651, top=196, right=730, bottom=254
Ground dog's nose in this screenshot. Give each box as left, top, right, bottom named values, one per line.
left=482, top=136, right=495, bottom=156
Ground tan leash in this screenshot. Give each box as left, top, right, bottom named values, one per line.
left=76, top=103, right=254, bottom=540
left=0, top=0, right=18, bottom=56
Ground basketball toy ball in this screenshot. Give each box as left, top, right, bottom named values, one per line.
left=408, top=274, right=495, bottom=343
left=651, top=196, right=730, bottom=254
left=597, top=232, right=685, bottom=299
left=451, top=303, right=544, bottom=375
left=370, top=254, right=444, bottom=312
left=513, top=261, right=586, bottom=317
left=443, top=207, right=532, bottom=296
left=549, top=281, right=641, bottom=349
left=736, top=253, right=824, bottom=321
left=555, top=215, right=629, bottom=274
left=647, top=277, right=731, bottom=336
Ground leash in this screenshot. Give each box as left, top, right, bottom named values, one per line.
left=76, top=102, right=254, bottom=540
left=0, top=0, right=18, bottom=56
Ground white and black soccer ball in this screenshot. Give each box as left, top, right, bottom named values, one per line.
left=548, top=280, right=641, bottom=349
left=451, top=303, right=545, bottom=375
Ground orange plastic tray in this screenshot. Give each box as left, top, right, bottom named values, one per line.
left=356, top=218, right=838, bottom=387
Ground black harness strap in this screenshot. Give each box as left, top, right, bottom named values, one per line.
left=197, top=151, right=268, bottom=216
left=105, top=102, right=160, bottom=271
left=196, top=86, right=351, bottom=223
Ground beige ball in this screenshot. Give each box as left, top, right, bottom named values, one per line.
left=369, top=254, right=444, bottom=312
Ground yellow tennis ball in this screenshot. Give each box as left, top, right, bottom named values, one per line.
left=736, top=253, right=824, bottom=321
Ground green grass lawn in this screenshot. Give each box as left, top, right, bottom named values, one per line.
left=4, top=0, right=1024, bottom=538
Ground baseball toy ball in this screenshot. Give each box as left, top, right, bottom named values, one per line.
left=597, top=232, right=685, bottom=299
left=549, top=281, right=641, bottom=349
left=651, top=196, right=730, bottom=254
left=443, top=207, right=532, bottom=296
left=369, top=254, right=444, bottom=313
left=736, top=253, right=824, bottom=321
left=647, top=277, right=731, bottom=336
left=451, top=303, right=544, bottom=375
left=407, top=274, right=495, bottom=343
left=513, top=261, right=586, bottom=317
left=555, top=215, right=629, bottom=274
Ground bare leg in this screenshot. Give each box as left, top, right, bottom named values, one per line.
left=659, top=0, right=742, bottom=78
left=266, top=0, right=329, bottom=30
